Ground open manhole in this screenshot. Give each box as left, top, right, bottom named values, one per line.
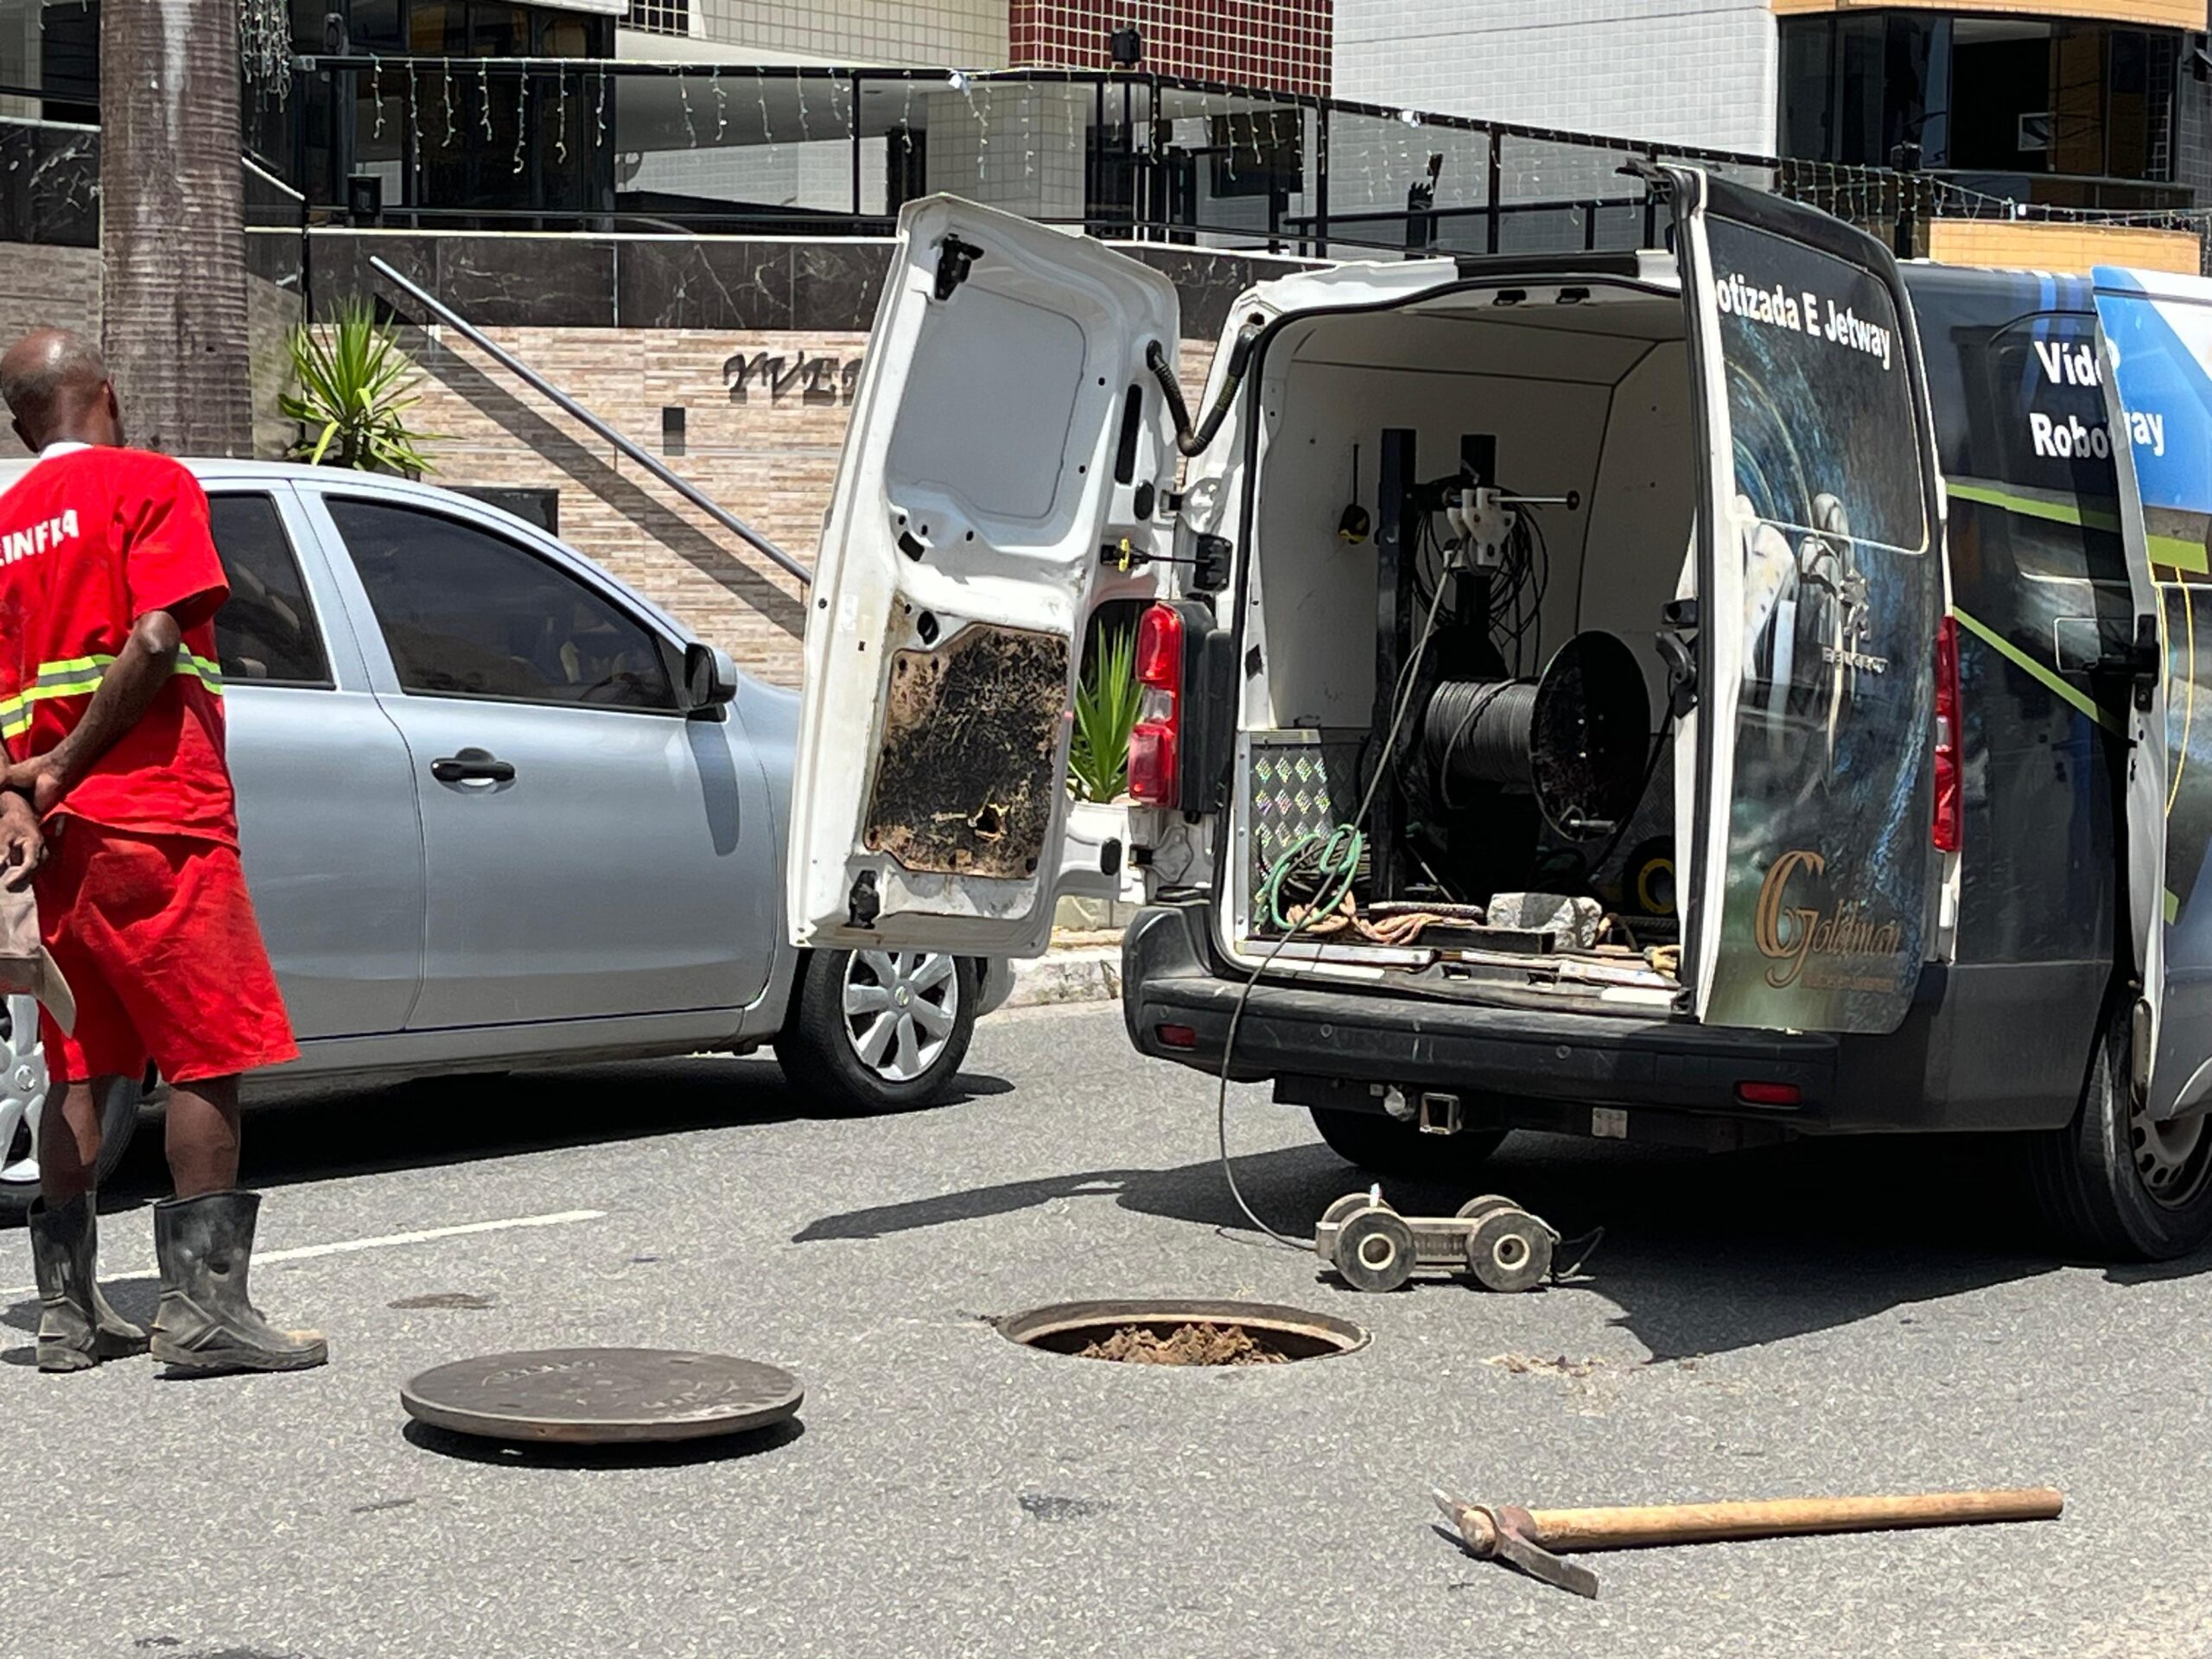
left=998, top=1299, right=1369, bottom=1367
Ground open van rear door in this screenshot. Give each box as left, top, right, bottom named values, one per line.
left=787, top=197, right=1179, bottom=957
left=1666, top=168, right=1948, bottom=1033
left=2091, top=267, right=2212, bottom=1118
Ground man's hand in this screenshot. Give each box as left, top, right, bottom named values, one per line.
left=0, top=791, right=45, bottom=891
left=3, top=753, right=72, bottom=817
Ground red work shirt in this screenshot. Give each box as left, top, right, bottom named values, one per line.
left=0, top=444, right=236, bottom=846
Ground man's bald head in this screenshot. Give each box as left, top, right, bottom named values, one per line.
left=1, top=328, right=124, bottom=454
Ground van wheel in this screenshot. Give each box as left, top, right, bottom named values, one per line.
left=2028, top=1003, right=2212, bottom=1262
left=1307, top=1107, right=1506, bottom=1179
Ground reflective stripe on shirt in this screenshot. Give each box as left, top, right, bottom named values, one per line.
left=0, top=649, right=225, bottom=739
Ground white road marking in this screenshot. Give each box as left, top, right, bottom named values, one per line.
left=0, top=1208, right=607, bottom=1298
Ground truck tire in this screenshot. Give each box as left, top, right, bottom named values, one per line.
left=2028, top=1002, right=2212, bottom=1262
left=1307, top=1106, right=1506, bottom=1179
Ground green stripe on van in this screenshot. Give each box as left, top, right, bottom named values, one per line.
left=1952, top=605, right=2183, bottom=923
left=1947, top=479, right=2209, bottom=573
left=1950, top=605, right=2121, bottom=734
left=1946, top=479, right=2122, bottom=536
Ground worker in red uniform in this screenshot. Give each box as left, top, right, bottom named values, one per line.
left=0, top=328, right=325, bottom=1374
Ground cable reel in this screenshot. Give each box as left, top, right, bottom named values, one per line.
left=1418, top=630, right=1652, bottom=841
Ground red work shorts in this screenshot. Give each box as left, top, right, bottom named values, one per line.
left=32, top=818, right=298, bottom=1084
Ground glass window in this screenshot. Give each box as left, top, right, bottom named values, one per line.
left=327, top=498, right=677, bottom=711
left=208, top=494, right=332, bottom=686
left=349, top=0, right=403, bottom=50
left=1778, top=16, right=2174, bottom=184
left=1778, top=16, right=1836, bottom=165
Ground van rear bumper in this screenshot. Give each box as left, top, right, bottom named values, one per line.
left=1122, top=899, right=1837, bottom=1123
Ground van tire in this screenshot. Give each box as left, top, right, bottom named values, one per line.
left=2028, top=1003, right=2212, bottom=1262
left=1307, top=1107, right=1506, bottom=1179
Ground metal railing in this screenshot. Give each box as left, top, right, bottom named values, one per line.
left=7, top=58, right=2202, bottom=262
left=369, top=253, right=807, bottom=583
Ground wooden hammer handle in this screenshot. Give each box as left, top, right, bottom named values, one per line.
left=1526, top=1487, right=2064, bottom=1553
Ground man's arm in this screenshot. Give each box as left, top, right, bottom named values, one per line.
left=4, top=607, right=184, bottom=815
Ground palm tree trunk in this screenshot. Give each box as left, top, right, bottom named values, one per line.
left=99, top=0, right=252, bottom=456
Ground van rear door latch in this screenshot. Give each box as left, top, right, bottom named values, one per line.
left=1655, top=597, right=1699, bottom=718
left=2091, top=614, right=2162, bottom=712
left=933, top=235, right=983, bottom=300
left=1101, top=534, right=1230, bottom=594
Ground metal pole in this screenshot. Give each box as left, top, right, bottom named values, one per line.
left=1314, top=105, right=1330, bottom=259
left=1485, top=129, right=1502, bottom=254
left=367, top=255, right=810, bottom=586
left=849, top=69, right=862, bottom=216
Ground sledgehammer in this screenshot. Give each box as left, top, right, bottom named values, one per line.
left=1432, top=1484, right=2064, bottom=1598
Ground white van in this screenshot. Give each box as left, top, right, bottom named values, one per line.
left=788, top=170, right=2212, bottom=1261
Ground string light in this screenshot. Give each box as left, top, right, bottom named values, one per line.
left=512, top=73, right=527, bottom=175
left=478, top=57, right=492, bottom=143
left=711, top=66, right=727, bottom=143
left=370, top=55, right=385, bottom=141
left=679, top=72, right=696, bottom=147
left=443, top=58, right=457, bottom=149
left=973, top=75, right=992, bottom=182
left=554, top=66, right=569, bottom=166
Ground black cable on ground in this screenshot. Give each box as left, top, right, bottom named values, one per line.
left=1215, top=572, right=1456, bottom=1252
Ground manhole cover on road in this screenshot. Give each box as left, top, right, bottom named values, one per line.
left=400, top=1348, right=803, bottom=1445
left=998, top=1300, right=1369, bottom=1366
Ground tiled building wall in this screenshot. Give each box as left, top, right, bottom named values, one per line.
left=1925, top=219, right=2204, bottom=277
left=402, top=328, right=1219, bottom=686
left=921, top=86, right=1090, bottom=220
left=1, top=242, right=302, bottom=461
left=1334, top=0, right=1778, bottom=154
left=1013, top=0, right=1332, bottom=97
left=685, top=0, right=1011, bottom=67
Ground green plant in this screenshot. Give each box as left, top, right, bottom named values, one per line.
left=1069, top=624, right=1142, bottom=804
left=281, top=302, right=437, bottom=474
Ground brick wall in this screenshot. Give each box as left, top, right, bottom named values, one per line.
left=1334, top=0, right=1778, bottom=154
left=404, top=327, right=1219, bottom=686
left=1013, top=1, right=1332, bottom=95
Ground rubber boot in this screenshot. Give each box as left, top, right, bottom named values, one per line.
left=29, top=1194, right=149, bottom=1372
left=150, top=1191, right=327, bottom=1374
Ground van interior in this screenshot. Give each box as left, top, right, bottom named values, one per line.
left=1225, top=277, right=1696, bottom=1007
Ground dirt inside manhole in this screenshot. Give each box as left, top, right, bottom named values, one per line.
left=1078, top=1322, right=1289, bottom=1366
left=1000, top=1300, right=1368, bottom=1366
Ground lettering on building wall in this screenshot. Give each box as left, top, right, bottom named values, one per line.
left=723, top=349, right=865, bottom=404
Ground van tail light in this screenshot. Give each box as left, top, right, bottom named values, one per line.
left=1736, top=1079, right=1802, bottom=1107
left=1128, top=603, right=1185, bottom=806
left=1932, top=616, right=1962, bottom=854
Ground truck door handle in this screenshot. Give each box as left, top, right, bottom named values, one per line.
left=431, top=752, right=516, bottom=785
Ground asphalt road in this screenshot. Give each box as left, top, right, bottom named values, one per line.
left=4, top=1001, right=2209, bottom=1659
